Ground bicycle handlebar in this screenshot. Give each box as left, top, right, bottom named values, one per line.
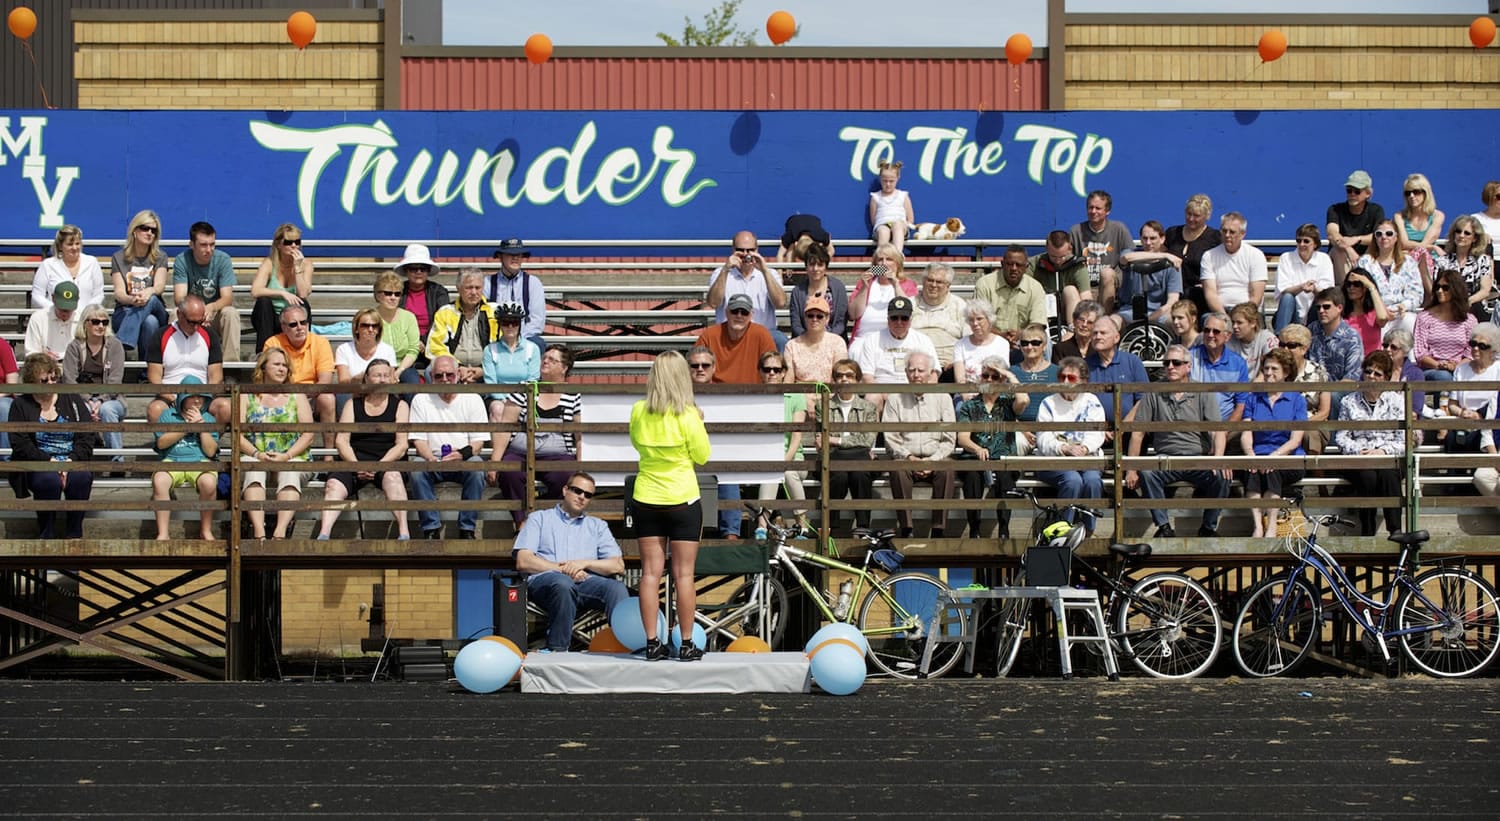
left=1004, top=488, right=1094, bottom=520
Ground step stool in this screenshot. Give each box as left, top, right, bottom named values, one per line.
left=919, top=586, right=1119, bottom=680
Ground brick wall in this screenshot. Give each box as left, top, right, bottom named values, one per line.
left=1063, top=17, right=1499, bottom=110
left=74, top=18, right=383, bottom=111
left=279, top=569, right=452, bottom=653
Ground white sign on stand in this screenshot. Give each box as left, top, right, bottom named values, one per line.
left=586, top=393, right=786, bottom=486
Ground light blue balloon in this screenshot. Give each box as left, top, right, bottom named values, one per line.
left=610, top=597, right=669, bottom=651
left=454, top=640, right=521, bottom=694
left=669, top=622, right=708, bottom=651
left=810, top=642, right=867, bottom=696
left=805, top=622, right=869, bottom=656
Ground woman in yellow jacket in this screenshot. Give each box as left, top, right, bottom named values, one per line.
left=629, top=351, right=712, bottom=661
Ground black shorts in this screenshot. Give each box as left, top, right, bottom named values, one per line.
left=633, top=499, right=703, bottom=542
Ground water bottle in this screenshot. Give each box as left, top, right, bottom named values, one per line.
left=833, top=580, right=853, bottom=620
left=441, top=444, right=452, bottom=459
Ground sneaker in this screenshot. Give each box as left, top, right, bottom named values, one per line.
left=1154, top=523, right=1176, bottom=539
left=677, top=641, right=704, bottom=662
left=754, top=527, right=768, bottom=542
left=636, top=639, right=669, bottom=662
left=1197, top=525, right=1219, bottom=538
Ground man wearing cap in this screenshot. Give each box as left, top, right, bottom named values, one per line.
left=25, top=281, right=81, bottom=361
left=1327, top=170, right=1386, bottom=285
left=172, top=221, right=242, bottom=362
left=487, top=238, right=547, bottom=352
left=394, top=244, right=451, bottom=372
left=707, top=230, right=788, bottom=350
left=848, top=296, right=938, bottom=386
left=694, top=293, right=776, bottom=384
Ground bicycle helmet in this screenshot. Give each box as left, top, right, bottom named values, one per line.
left=494, top=300, right=526, bottom=321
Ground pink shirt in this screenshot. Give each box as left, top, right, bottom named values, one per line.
left=405, top=293, right=432, bottom=338
left=1345, top=310, right=1382, bottom=354
left=1413, top=311, right=1477, bottom=365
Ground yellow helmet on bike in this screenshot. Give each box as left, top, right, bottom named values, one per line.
left=1042, top=520, right=1073, bottom=541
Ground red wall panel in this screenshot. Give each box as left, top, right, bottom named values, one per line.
left=401, top=55, right=1047, bottom=111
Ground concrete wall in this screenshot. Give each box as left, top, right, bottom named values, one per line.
left=1062, top=15, right=1498, bottom=110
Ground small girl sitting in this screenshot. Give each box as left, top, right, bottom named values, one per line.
left=868, top=160, right=913, bottom=253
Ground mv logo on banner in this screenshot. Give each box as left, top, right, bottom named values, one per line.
left=0, top=117, right=80, bottom=230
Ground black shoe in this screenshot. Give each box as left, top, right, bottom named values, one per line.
left=1154, top=524, right=1175, bottom=538
left=423, top=528, right=441, bottom=540
left=637, top=639, right=669, bottom=662
left=930, top=527, right=945, bottom=539
left=899, top=527, right=914, bottom=539
left=1197, top=525, right=1219, bottom=538
left=677, top=641, right=703, bottom=662
left=459, top=530, right=477, bottom=540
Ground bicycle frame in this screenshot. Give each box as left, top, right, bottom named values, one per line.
left=1273, top=528, right=1458, bottom=661
left=773, top=541, right=929, bottom=640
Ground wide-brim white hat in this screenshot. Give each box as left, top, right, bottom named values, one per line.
left=395, top=243, right=439, bottom=273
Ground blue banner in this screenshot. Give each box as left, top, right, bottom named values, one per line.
left=2, top=109, right=1497, bottom=250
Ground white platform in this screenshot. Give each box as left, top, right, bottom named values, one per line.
left=520, top=651, right=812, bottom=694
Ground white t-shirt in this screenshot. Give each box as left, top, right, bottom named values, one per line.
left=1201, top=242, right=1269, bottom=310
left=335, top=341, right=397, bottom=381
left=952, top=334, right=1013, bottom=384
left=1275, top=250, right=1335, bottom=318
left=1472, top=212, right=1500, bottom=246
left=849, top=327, right=938, bottom=384
left=409, top=392, right=488, bottom=456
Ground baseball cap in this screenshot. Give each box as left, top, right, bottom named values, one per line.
left=726, top=293, right=754, bottom=314
left=1344, top=170, right=1372, bottom=190
left=52, top=281, right=79, bottom=311
left=887, top=296, right=914, bottom=317
left=804, top=296, right=832, bottom=315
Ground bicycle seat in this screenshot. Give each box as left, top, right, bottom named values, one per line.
left=852, top=527, right=897, bottom=544
left=1387, top=530, right=1430, bottom=547
left=1109, top=542, right=1153, bottom=560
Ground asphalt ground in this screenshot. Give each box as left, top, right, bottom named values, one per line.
left=2, top=677, right=1498, bottom=819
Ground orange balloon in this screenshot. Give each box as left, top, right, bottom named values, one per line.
left=481, top=635, right=524, bottom=658
left=8, top=7, right=37, bottom=41
left=287, top=11, right=316, bottom=50
left=808, top=637, right=864, bottom=659
left=588, top=627, right=630, bottom=654
left=766, top=11, right=796, bottom=45
left=1471, top=17, right=1497, bottom=49
left=1258, top=30, right=1288, bottom=63
left=726, top=635, right=772, bottom=654
left=1004, top=33, right=1033, bottom=66
left=525, top=33, right=553, bottom=64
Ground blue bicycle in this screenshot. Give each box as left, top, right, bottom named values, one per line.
left=1231, top=497, right=1500, bottom=678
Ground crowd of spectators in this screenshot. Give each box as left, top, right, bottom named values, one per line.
left=4, top=172, right=1500, bottom=552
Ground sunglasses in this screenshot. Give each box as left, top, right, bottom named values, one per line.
left=832, top=371, right=857, bottom=380
left=1345, top=186, right=1363, bottom=194
left=564, top=485, right=596, bottom=499
left=1382, top=343, right=1405, bottom=351
left=379, top=289, right=402, bottom=297
left=499, top=319, right=521, bottom=326
left=1018, top=339, right=1045, bottom=347
left=38, top=374, right=59, bottom=383
left=180, top=316, right=204, bottom=326
left=405, top=265, right=432, bottom=273
left=1435, top=284, right=1452, bottom=293
left=86, top=318, right=109, bottom=326
left=1471, top=340, right=1494, bottom=351
left=357, top=323, right=381, bottom=330
left=1404, top=190, right=1424, bottom=197
left=1362, top=368, right=1388, bottom=378
left=1280, top=341, right=1305, bottom=349
left=1202, top=327, right=1226, bottom=336
left=804, top=312, right=828, bottom=320
left=1315, top=303, right=1337, bottom=312
left=688, top=362, right=713, bottom=370
left=1373, top=230, right=1396, bottom=237
left=979, top=372, right=1004, bottom=381
left=1058, top=374, right=1081, bottom=383
left=727, top=309, right=751, bottom=317
left=282, top=238, right=302, bottom=246
left=431, top=372, right=459, bottom=381
left=137, top=225, right=158, bottom=234
left=283, top=319, right=309, bottom=328
left=1163, top=358, right=1189, bottom=367
left=1456, top=229, right=1475, bottom=237
left=888, top=316, right=912, bottom=322
left=760, top=366, right=786, bottom=375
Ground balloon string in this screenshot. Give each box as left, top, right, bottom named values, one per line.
left=20, top=40, right=54, bottom=109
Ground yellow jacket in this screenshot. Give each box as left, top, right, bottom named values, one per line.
left=628, top=400, right=711, bottom=505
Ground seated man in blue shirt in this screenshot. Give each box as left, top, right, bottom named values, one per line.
left=1084, top=314, right=1150, bottom=427
left=513, top=471, right=629, bottom=652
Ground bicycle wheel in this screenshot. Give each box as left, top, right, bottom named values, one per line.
left=1115, top=572, right=1222, bottom=680
left=993, top=598, right=1029, bottom=677
left=1232, top=574, right=1320, bottom=678
left=855, top=572, right=965, bottom=679
left=706, top=574, right=789, bottom=651
left=1396, top=567, right=1500, bottom=678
